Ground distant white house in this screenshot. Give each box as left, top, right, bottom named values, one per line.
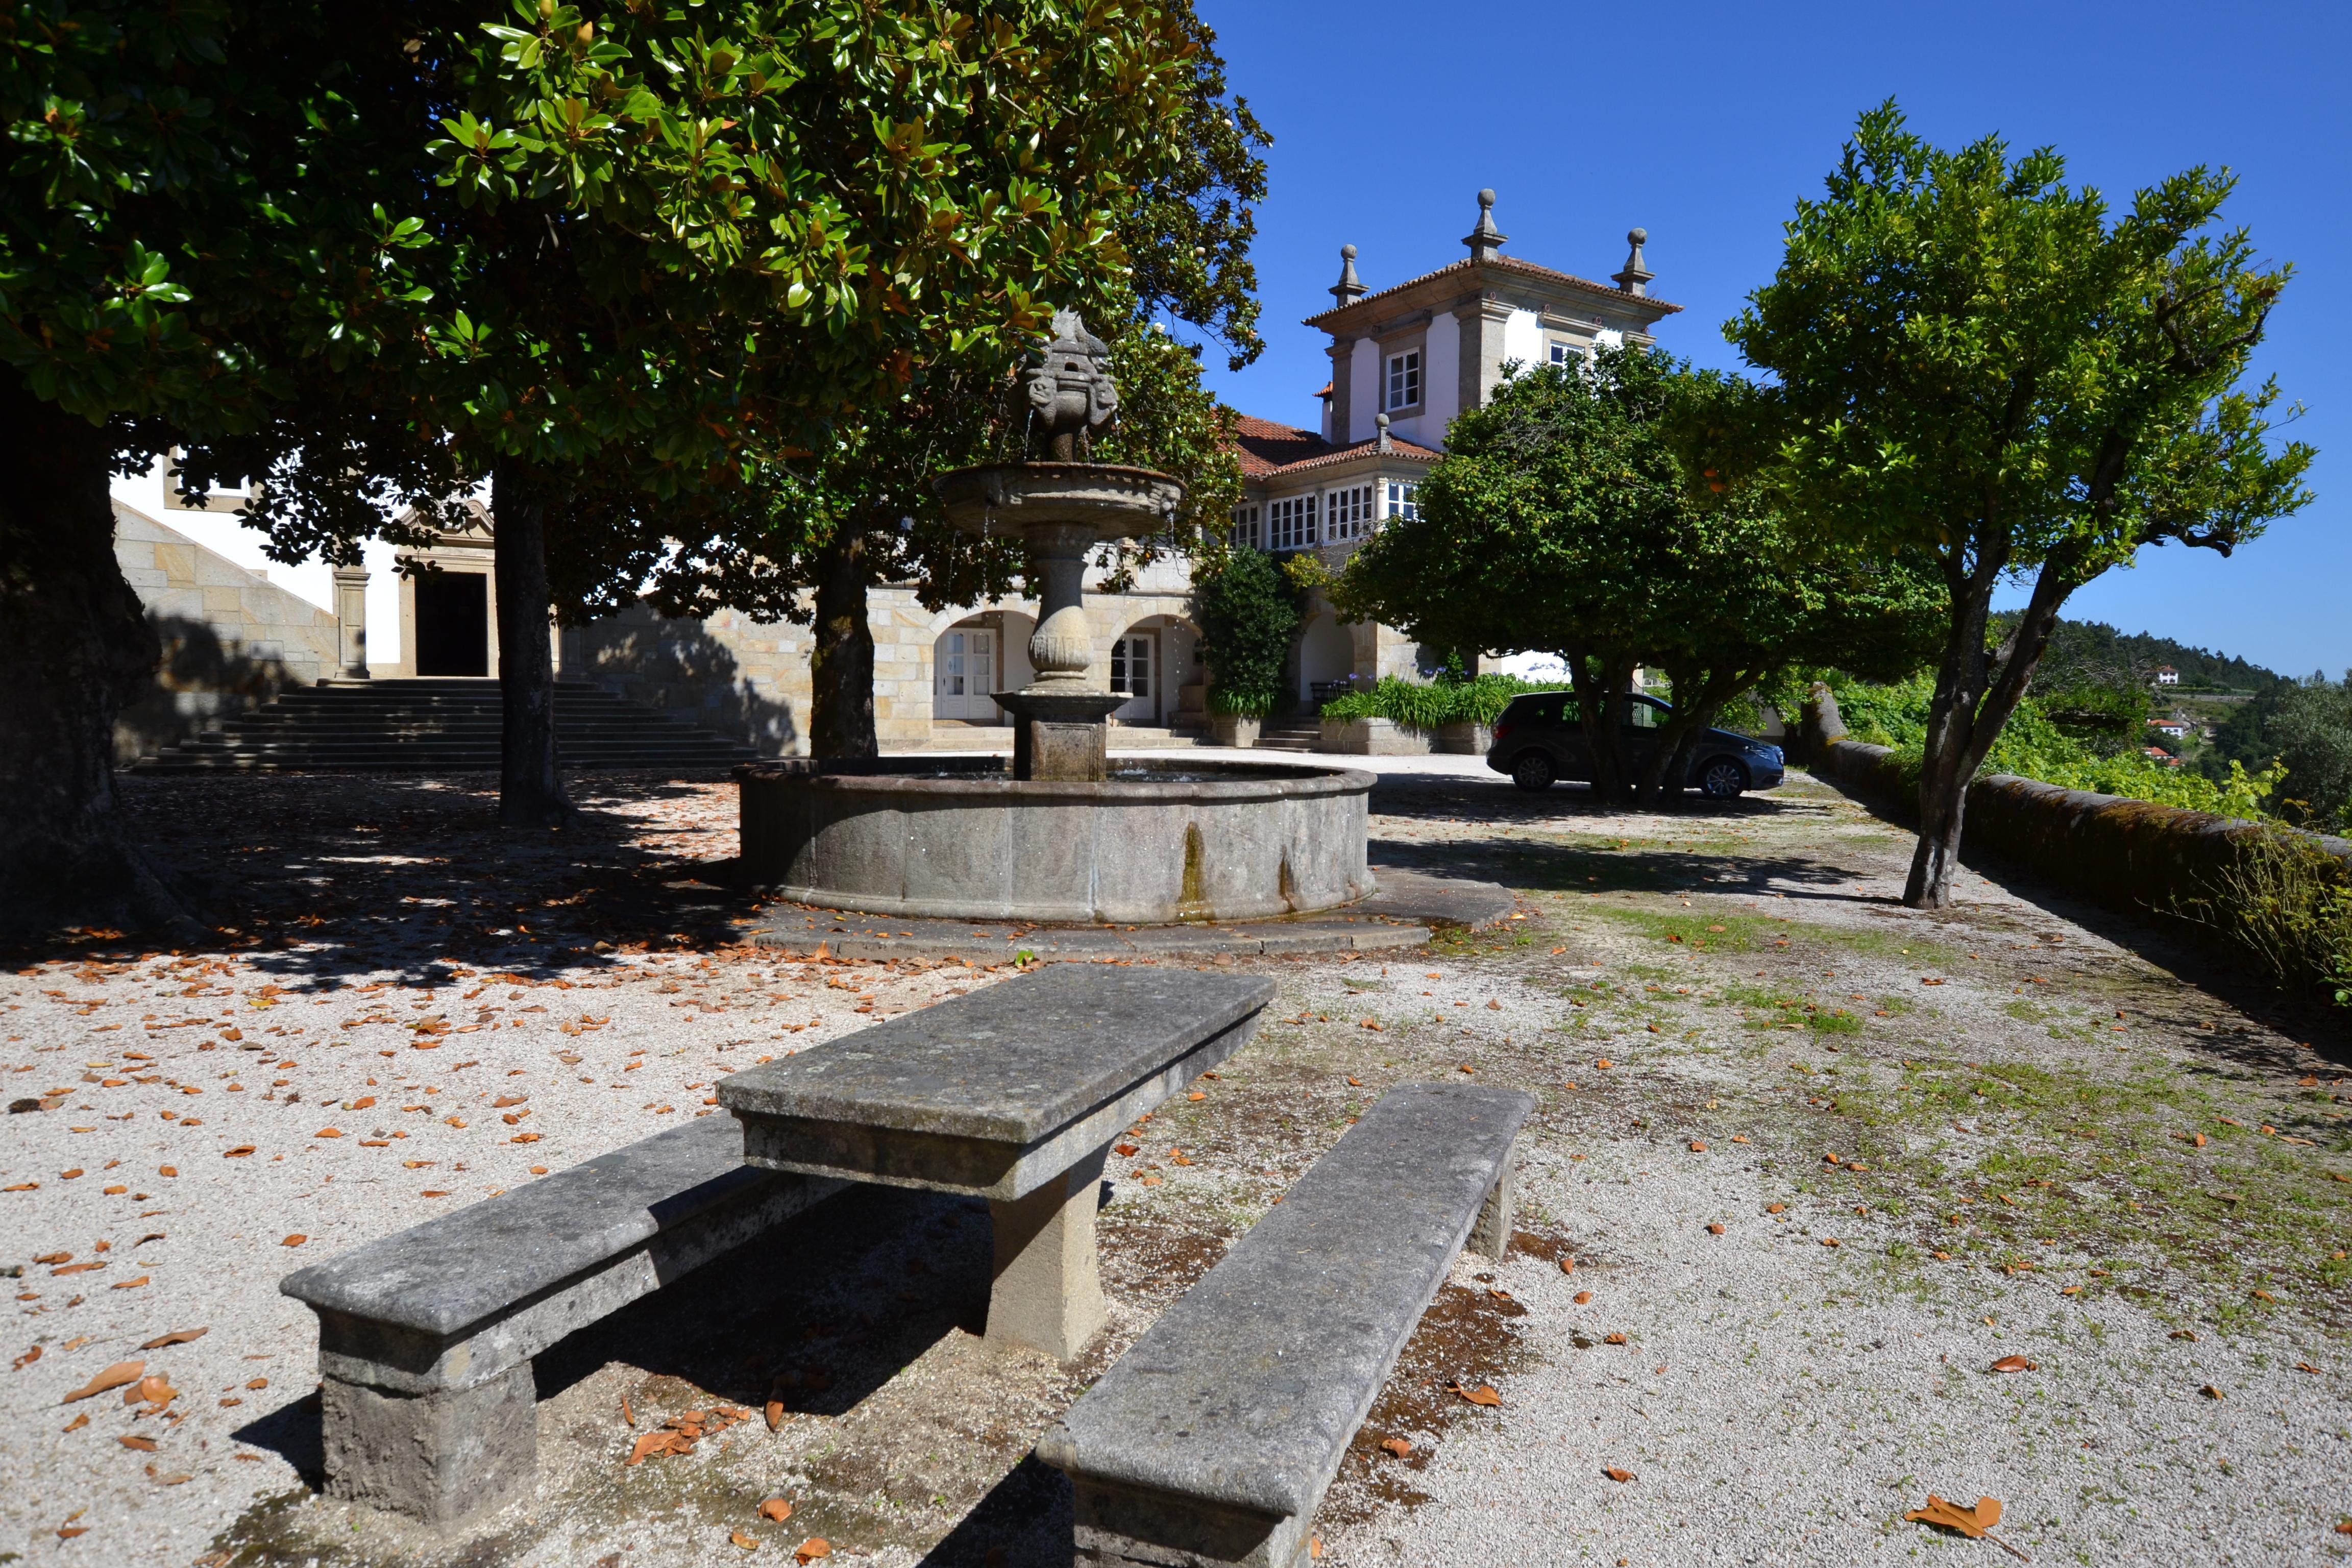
left=2152, top=665, right=2180, bottom=685
left=2148, top=717, right=2189, bottom=739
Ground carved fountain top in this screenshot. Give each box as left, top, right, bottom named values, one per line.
left=934, top=307, right=1181, bottom=542
left=1026, top=308, right=1119, bottom=462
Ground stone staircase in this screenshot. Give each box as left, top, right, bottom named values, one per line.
left=1252, top=715, right=1326, bottom=753
left=131, top=679, right=760, bottom=773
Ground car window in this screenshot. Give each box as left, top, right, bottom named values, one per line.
left=1621, top=697, right=1657, bottom=729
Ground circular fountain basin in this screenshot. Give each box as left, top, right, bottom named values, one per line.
left=736, top=757, right=1376, bottom=924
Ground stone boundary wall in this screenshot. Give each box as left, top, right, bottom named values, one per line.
left=1800, top=684, right=2352, bottom=932
left=112, top=502, right=339, bottom=761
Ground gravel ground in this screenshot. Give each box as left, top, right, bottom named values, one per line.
left=3, top=762, right=2346, bottom=1566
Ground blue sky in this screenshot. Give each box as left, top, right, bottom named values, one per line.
left=1192, top=0, right=2350, bottom=680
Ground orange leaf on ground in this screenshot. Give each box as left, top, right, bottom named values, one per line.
left=1904, top=1494, right=2001, bottom=1539
left=621, top=1394, right=634, bottom=1428
left=223, top=1145, right=254, bottom=1158
left=63, top=1360, right=143, bottom=1403
left=731, top=1531, right=758, bottom=1550
left=1574, top=1290, right=1593, bottom=1304
left=766, top=1398, right=786, bottom=1432
left=1379, top=1436, right=1412, bottom=1458
left=1707, top=1223, right=1726, bottom=1235
left=1113, top=1144, right=1138, bottom=1157
left=1688, top=1141, right=1707, bottom=1152
left=12, top=1345, right=39, bottom=1369
left=1450, top=1382, right=1501, bottom=1406
left=139, top=1328, right=206, bottom=1350
left=118, top=1434, right=158, bottom=1451
left=1603, top=1333, right=1628, bottom=1345
left=626, top=1430, right=693, bottom=1465
left=759, top=1498, right=794, bottom=1523
left=795, top=1540, right=831, bottom=1563
left=1558, top=1257, right=1575, bottom=1273
left=1990, top=1355, right=2036, bottom=1374
left=281, top=1235, right=307, bottom=1247
left=1603, top=1466, right=1635, bottom=1482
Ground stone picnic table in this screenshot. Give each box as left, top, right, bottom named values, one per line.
left=716, top=965, right=1276, bottom=1360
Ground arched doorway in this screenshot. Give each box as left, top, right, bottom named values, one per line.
left=933, top=616, right=1000, bottom=722
left=1109, top=614, right=1198, bottom=725
left=1295, top=611, right=1356, bottom=708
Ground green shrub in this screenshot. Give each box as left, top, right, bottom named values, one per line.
left=1192, top=549, right=1298, bottom=717
left=2179, top=827, right=2352, bottom=1008
left=1825, top=672, right=2281, bottom=819
left=1318, top=673, right=1551, bottom=728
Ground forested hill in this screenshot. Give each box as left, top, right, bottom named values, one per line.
left=1994, top=614, right=2284, bottom=692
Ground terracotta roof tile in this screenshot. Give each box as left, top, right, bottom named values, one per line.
left=1301, top=253, right=1681, bottom=329
left=1224, top=412, right=1443, bottom=482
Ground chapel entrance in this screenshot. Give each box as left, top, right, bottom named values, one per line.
left=414, top=571, right=489, bottom=677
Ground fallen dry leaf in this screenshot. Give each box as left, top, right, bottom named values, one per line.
left=621, top=1394, right=634, bottom=1428
left=1574, top=1290, right=1592, bottom=1304
left=1379, top=1436, right=1412, bottom=1458
left=1557, top=1257, right=1575, bottom=1275
left=1904, top=1493, right=2002, bottom=1539
left=1766, top=1202, right=1786, bottom=1214
left=1989, top=1355, right=2036, bottom=1374
left=626, top=1430, right=693, bottom=1465
left=118, top=1434, right=158, bottom=1451
left=1112, top=1143, right=1138, bottom=1157
left=1688, top=1140, right=1707, bottom=1152
left=2200, top=1384, right=2224, bottom=1400
left=63, top=1360, right=143, bottom=1403
left=1603, top=1332, right=1628, bottom=1345
left=139, top=1328, right=206, bottom=1350
left=1706, top=1222, right=1726, bottom=1235
left=1603, top=1466, right=1635, bottom=1483
left=758, top=1498, right=794, bottom=1523
left=281, top=1234, right=307, bottom=1247
left=1449, top=1382, right=1502, bottom=1406
left=795, top=1540, right=831, bottom=1564
left=731, top=1531, right=758, bottom=1551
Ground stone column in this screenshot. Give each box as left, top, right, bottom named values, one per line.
left=332, top=565, right=370, bottom=679
left=986, top=1144, right=1108, bottom=1361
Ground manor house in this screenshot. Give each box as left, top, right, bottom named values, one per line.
left=114, top=193, right=1677, bottom=755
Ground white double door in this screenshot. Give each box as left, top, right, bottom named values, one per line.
left=934, top=628, right=997, bottom=720
left=1110, top=631, right=1157, bottom=723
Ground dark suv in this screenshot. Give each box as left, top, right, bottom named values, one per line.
left=1484, top=691, right=1786, bottom=798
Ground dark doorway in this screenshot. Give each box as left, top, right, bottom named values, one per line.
left=414, top=571, right=489, bottom=676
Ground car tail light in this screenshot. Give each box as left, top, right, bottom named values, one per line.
left=1492, top=721, right=1512, bottom=741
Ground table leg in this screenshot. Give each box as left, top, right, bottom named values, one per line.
left=987, top=1144, right=1109, bottom=1361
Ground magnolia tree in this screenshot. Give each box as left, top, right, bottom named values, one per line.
left=1333, top=347, right=1940, bottom=804
left=1706, top=104, right=2315, bottom=908
left=1, top=0, right=1265, bottom=937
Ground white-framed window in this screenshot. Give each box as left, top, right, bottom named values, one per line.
left=1325, top=484, right=1374, bottom=541
left=1384, top=480, right=1420, bottom=523
left=1549, top=340, right=1581, bottom=367
left=1231, top=502, right=1262, bottom=551
left=1385, top=350, right=1420, bottom=411
left=1268, top=493, right=1318, bottom=551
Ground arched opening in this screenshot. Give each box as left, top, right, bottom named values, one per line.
left=933, top=615, right=1002, bottom=723
left=1108, top=614, right=1199, bottom=726
left=1294, top=611, right=1356, bottom=709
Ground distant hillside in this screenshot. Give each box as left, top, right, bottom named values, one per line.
left=1992, top=614, right=2283, bottom=693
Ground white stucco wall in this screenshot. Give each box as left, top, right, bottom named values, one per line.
left=1502, top=308, right=1544, bottom=378
left=1348, top=335, right=1380, bottom=443
left=1423, top=309, right=1461, bottom=447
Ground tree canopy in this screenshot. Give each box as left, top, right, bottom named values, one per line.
left=1704, top=102, right=2315, bottom=906
left=1332, top=346, right=1940, bottom=802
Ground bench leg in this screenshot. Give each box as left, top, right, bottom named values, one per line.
left=321, top=1360, right=537, bottom=1529
left=1468, top=1140, right=1518, bottom=1259
left=987, top=1144, right=1109, bottom=1362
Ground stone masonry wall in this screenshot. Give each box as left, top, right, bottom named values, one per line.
left=112, top=503, right=340, bottom=762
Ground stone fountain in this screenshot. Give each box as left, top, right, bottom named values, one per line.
left=736, top=311, right=1377, bottom=924
left=930, top=310, right=1182, bottom=782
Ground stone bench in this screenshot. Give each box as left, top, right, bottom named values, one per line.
left=1037, top=1081, right=1536, bottom=1568
left=280, top=1115, right=845, bottom=1529
left=719, top=965, right=1278, bottom=1361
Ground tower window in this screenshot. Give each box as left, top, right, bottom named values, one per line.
left=1385, top=351, right=1420, bottom=411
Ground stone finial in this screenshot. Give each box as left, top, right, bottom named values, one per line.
left=1612, top=227, right=1654, bottom=297
left=1375, top=412, right=1393, bottom=453
left=1025, top=308, right=1119, bottom=462
left=1462, top=189, right=1507, bottom=262
left=1331, top=243, right=1366, bottom=305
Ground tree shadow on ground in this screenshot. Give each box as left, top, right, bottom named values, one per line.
left=6, top=771, right=758, bottom=981
left=567, top=603, right=804, bottom=756
left=917, top=1455, right=1073, bottom=1567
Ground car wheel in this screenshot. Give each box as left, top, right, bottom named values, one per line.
left=1698, top=757, right=1748, bottom=800
left=1510, top=751, right=1556, bottom=793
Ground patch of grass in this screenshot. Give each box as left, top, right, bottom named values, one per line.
left=1590, top=906, right=1777, bottom=954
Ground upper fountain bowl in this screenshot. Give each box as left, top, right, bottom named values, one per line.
left=935, top=461, right=1184, bottom=544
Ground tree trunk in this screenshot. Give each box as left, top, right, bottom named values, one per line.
left=810, top=528, right=877, bottom=758
left=491, top=459, right=573, bottom=828
left=1569, top=651, right=1636, bottom=805
left=0, top=377, right=195, bottom=938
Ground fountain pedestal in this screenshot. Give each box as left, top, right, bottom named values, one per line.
left=933, top=462, right=1184, bottom=782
